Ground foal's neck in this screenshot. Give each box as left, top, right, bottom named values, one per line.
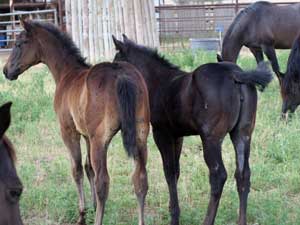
left=142, top=59, right=188, bottom=92
left=40, top=40, right=89, bottom=85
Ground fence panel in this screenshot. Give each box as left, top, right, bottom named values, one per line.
left=156, top=2, right=297, bottom=51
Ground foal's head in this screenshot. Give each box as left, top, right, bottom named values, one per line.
left=3, top=18, right=89, bottom=81
left=113, top=35, right=176, bottom=68
left=3, top=19, right=42, bottom=80
left=0, top=102, right=23, bottom=225
left=280, top=35, right=300, bottom=117
left=112, top=34, right=136, bottom=63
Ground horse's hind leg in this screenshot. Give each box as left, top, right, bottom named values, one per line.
left=201, top=136, right=227, bottom=225
left=249, top=47, right=264, bottom=64
left=230, top=89, right=256, bottom=225
left=230, top=130, right=251, bottom=225
left=61, top=126, right=85, bottom=225
left=132, top=120, right=149, bottom=225
left=261, top=45, right=282, bottom=77
left=84, top=136, right=97, bottom=209
left=90, top=131, right=113, bottom=225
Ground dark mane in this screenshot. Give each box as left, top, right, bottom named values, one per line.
left=2, top=136, right=16, bottom=163
left=125, top=40, right=180, bottom=71
left=283, top=35, right=300, bottom=94
left=32, top=21, right=90, bottom=68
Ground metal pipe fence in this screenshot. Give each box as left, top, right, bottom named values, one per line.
left=0, top=9, right=57, bottom=52
left=155, top=2, right=298, bottom=51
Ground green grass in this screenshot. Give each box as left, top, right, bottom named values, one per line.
left=1, top=49, right=300, bottom=225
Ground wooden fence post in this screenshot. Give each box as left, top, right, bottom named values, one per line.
left=82, top=0, right=89, bottom=59
left=66, top=0, right=159, bottom=62
left=65, top=0, right=72, bottom=34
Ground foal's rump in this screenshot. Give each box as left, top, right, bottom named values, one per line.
left=85, top=61, right=149, bottom=156
left=193, top=61, right=272, bottom=93
left=192, top=62, right=272, bottom=125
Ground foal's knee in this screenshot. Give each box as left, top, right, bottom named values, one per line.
left=95, top=174, right=110, bottom=202
left=84, top=159, right=94, bottom=177
left=235, top=168, right=251, bottom=193
left=209, top=168, right=227, bottom=197
left=133, top=168, right=148, bottom=196
left=72, top=163, right=83, bottom=182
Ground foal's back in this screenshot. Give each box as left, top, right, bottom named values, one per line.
left=54, top=61, right=148, bottom=137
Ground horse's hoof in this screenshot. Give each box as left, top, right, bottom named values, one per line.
left=77, top=217, right=86, bottom=225
left=170, top=222, right=179, bottom=225
left=170, top=218, right=179, bottom=225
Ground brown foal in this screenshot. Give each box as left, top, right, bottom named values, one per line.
left=3, top=19, right=150, bottom=225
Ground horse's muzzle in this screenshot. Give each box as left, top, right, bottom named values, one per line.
left=3, top=67, right=20, bottom=81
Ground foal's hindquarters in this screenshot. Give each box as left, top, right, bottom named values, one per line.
left=55, top=62, right=150, bottom=225
left=193, top=68, right=259, bottom=225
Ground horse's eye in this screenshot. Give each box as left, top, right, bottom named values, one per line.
left=7, top=187, right=23, bottom=203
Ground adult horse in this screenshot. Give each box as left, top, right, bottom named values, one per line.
left=3, top=19, right=150, bottom=225
left=0, top=102, right=23, bottom=225
left=219, top=1, right=300, bottom=78
left=279, top=34, right=300, bottom=117
left=113, top=35, right=273, bottom=225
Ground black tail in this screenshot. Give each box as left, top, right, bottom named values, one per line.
left=116, top=76, right=137, bottom=158
left=233, top=62, right=273, bottom=91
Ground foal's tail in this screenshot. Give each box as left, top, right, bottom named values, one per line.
left=116, top=76, right=137, bottom=158
left=233, top=62, right=273, bottom=91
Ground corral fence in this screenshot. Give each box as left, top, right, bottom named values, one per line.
left=155, top=2, right=298, bottom=51
left=0, top=8, right=57, bottom=52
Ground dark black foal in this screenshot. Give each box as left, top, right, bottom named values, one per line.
left=113, top=35, right=273, bottom=225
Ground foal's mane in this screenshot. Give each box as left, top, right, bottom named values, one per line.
left=31, top=21, right=90, bottom=68
left=125, top=40, right=180, bottom=71
left=283, top=35, right=300, bottom=93
left=2, top=136, right=16, bottom=163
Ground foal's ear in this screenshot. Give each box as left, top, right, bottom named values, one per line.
left=0, top=102, right=12, bottom=138
left=20, top=17, right=34, bottom=33
left=217, top=54, right=223, bottom=62
left=112, top=35, right=126, bottom=52
left=122, top=34, right=129, bottom=43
